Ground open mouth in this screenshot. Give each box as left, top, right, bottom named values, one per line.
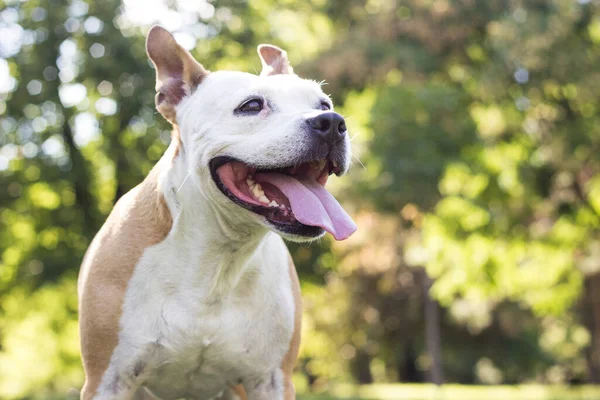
left=209, top=156, right=357, bottom=240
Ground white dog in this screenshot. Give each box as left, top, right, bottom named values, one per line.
left=78, top=25, right=356, bottom=400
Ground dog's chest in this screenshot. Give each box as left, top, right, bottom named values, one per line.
left=119, top=238, right=294, bottom=399
left=147, top=297, right=290, bottom=398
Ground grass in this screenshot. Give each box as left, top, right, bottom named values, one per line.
left=296, top=383, right=600, bottom=400
left=24, top=383, right=600, bottom=399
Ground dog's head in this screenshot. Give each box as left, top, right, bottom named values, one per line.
left=146, top=26, right=356, bottom=242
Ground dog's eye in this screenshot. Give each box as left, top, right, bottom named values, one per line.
left=320, top=101, right=331, bottom=111
left=237, top=98, right=264, bottom=114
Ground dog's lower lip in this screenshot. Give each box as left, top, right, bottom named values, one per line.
left=209, top=156, right=326, bottom=237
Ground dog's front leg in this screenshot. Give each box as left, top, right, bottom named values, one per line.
left=93, top=342, right=162, bottom=400
left=243, top=369, right=284, bottom=400
left=214, top=386, right=244, bottom=400
left=133, top=387, right=162, bottom=400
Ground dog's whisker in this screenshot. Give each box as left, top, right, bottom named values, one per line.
left=352, top=152, right=367, bottom=170
left=350, top=131, right=361, bottom=142
left=176, top=170, right=192, bottom=193
left=208, top=144, right=232, bottom=158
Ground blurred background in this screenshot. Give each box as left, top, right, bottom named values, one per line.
left=2, top=0, right=600, bottom=399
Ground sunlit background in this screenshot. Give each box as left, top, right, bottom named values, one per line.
left=2, top=0, right=600, bottom=399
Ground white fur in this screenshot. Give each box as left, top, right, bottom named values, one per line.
left=94, top=71, right=351, bottom=400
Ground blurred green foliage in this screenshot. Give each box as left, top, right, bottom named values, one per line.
left=297, top=383, right=600, bottom=400
left=2, top=0, right=600, bottom=398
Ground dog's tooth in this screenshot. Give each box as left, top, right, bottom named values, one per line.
left=319, top=159, right=327, bottom=169
left=251, top=183, right=265, bottom=199
left=259, top=195, right=269, bottom=204
left=246, top=178, right=254, bottom=186
left=269, top=200, right=279, bottom=207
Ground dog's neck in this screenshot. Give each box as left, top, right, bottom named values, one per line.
left=154, top=139, right=271, bottom=298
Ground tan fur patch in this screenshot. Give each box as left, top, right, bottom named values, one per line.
left=78, top=144, right=176, bottom=399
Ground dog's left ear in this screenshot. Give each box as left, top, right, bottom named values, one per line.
left=258, top=44, right=294, bottom=76
left=146, top=25, right=209, bottom=123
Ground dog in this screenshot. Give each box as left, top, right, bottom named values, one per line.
left=78, top=25, right=357, bottom=400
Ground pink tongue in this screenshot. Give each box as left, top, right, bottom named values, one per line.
left=254, top=173, right=357, bottom=240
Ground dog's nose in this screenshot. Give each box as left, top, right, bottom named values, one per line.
left=307, top=112, right=347, bottom=143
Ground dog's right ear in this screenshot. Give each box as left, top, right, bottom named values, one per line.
left=146, top=25, right=209, bottom=124
left=258, top=44, right=294, bottom=76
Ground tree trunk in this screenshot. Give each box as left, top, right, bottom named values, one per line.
left=60, top=109, right=101, bottom=236
left=351, top=348, right=373, bottom=384
left=583, top=273, right=600, bottom=383
left=423, top=271, right=444, bottom=385
left=397, top=338, right=422, bottom=382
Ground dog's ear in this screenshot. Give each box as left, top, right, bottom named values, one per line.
left=258, top=44, right=294, bottom=76
left=146, top=25, right=209, bottom=123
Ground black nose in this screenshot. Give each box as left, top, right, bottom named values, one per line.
left=307, top=112, right=347, bottom=143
